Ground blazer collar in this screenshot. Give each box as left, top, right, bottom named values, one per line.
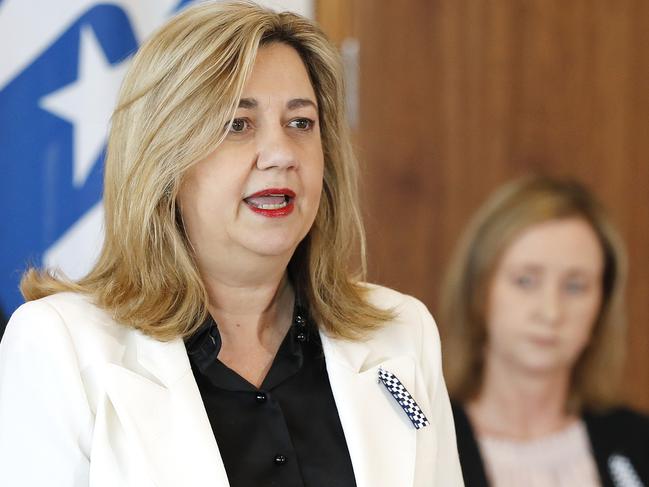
left=100, top=328, right=420, bottom=487
left=101, top=331, right=230, bottom=487
left=320, top=331, right=418, bottom=487
left=134, top=331, right=192, bottom=386
left=319, top=329, right=371, bottom=372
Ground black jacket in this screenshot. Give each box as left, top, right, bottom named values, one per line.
left=452, top=403, right=649, bottom=487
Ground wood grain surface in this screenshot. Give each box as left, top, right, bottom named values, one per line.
left=317, top=0, right=649, bottom=412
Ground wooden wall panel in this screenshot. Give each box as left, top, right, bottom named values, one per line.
left=317, top=0, right=649, bottom=412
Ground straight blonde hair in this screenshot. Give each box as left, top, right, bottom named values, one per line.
left=439, top=176, right=627, bottom=412
left=22, top=1, right=391, bottom=340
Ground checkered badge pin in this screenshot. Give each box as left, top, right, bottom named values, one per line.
left=608, top=454, right=645, bottom=487
left=378, top=368, right=430, bottom=430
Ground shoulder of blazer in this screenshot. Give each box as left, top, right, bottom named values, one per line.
left=321, top=283, right=439, bottom=376
left=584, top=406, right=649, bottom=486
left=361, top=282, right=424, bottom=319
left=358, top=282, right=441, bottom=351
left=451, top=402, right=490, bottom=487
left=7, top=292, right=139, bottom=373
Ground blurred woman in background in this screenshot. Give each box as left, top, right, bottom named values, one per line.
left=440, top=176, right=649, bottom=486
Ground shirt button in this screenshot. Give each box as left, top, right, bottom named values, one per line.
left=274, top=454, right=287, bottom=466
left=255, top=392, right=267, bottom=403
left=295, top=332, right=307, bottom=343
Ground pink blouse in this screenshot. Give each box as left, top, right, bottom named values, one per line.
left=478, top=420, right=601, bottom=487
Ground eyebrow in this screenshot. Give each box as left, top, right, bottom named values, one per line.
left=507, top=264, right=543, bottom=273
left=238, top=98, right=257, bottom=109
left=287, top=98, right=317, bottom=110
left=237, top=97, right=317, bottom=110
left=508, top=263, right=598, bottom=278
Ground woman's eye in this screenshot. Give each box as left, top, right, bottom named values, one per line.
left=513, top=274, right=537, bottom=289
left=228, top=118, right=248, bottom=133
left=288, top=118, right=314, bottom=130
left=564, top=280, right=588, bottom=294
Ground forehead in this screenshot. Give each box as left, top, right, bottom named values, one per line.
left=241, top=42, right=316, bottom=101
left=499, top=218, right=604, bottom=272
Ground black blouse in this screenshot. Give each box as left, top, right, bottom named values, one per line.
left=185, top=302, right=357, bottom=487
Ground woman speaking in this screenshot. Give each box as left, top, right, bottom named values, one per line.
left=0, top=2, right=462, bottom=486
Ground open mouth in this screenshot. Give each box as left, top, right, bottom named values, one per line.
left=244, top=188, right=296, bottom=217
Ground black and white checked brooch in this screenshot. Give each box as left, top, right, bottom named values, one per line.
left=609, top=454, right=645, bottom=487
left=378, top=368, right=430, bottom=430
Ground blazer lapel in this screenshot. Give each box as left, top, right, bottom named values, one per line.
left=96, top=327, right=420, bottom=486
left=321, top=332, right=417, bottom=487
left=99, top=331, right=230, bottom=487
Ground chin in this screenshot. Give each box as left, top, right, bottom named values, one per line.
left=244, top=235, right=302, bottom=258
left=515, top=354, right=570, bottom=376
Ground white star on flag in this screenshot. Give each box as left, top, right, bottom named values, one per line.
left=40, top=24, right=129, bottom=187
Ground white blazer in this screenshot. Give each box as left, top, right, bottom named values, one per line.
left=0, top=285, right=464, bottom=486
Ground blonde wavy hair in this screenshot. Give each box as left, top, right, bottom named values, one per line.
left=440, top=176, right=627, bottom=412
left=22, top=0, right=391, bottom=341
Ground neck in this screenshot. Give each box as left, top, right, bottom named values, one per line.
left=199, top=252, right=295, bottom=345
left=468, top=356, right=575, bottom=440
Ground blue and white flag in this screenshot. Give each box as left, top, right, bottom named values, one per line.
left=0, top=0, right=312, bottom=318
left=0, top=0, right=196, bottom=316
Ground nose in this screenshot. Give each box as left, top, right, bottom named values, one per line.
left=255, top=126, right=298, bottom=171
left=536, top=285, right=562, bottom=325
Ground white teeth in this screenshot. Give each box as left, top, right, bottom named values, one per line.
left=258, top=201, right=288, bottom=210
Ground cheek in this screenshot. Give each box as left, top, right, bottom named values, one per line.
left=177, top=177, right=199, bottom=227
left=303, top=155, right=324, bottom=205
left=177, top=189, right=208, bottom=245
left=310, top=171, right=324, bottom=203
left=486, top=280, right=525, bottom=339
left=180, top=181, right=219, bottom=223
left=564, top=297, right=601, bottom=352
left=177, top=169, right=235, bottom=240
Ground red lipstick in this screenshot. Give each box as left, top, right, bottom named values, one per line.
left=244, top=188, right=296, bottom=217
